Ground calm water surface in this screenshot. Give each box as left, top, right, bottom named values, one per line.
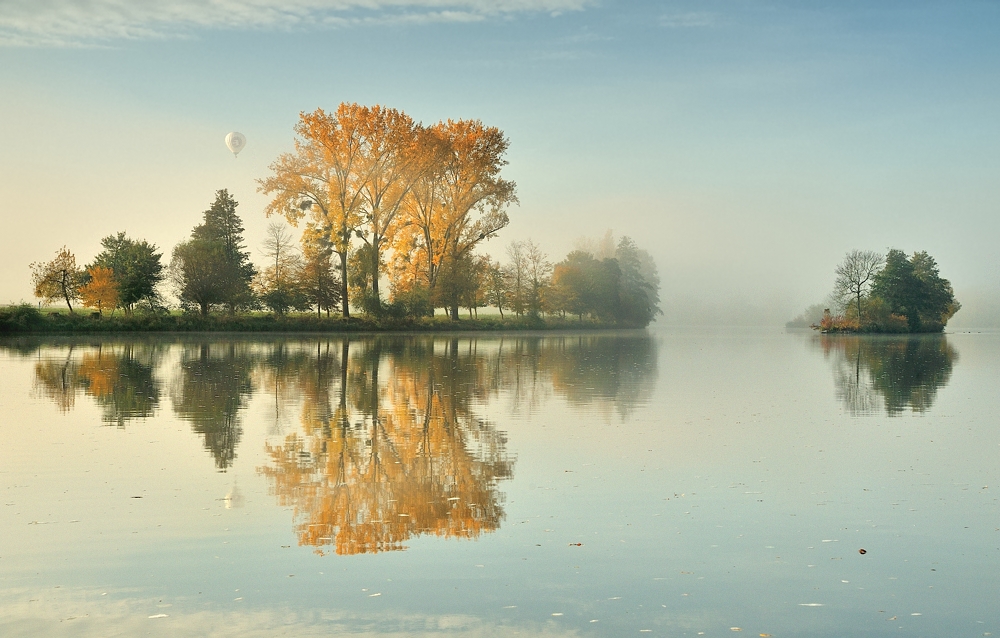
left=1, top=329, right=997, bottom=637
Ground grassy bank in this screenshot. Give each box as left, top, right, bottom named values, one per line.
left=0, top=305, right=640, bottom=335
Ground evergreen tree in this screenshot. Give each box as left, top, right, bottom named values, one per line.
left=171, top=190, right=256, bottom=316
left=615, top=237, right=660, bottom=327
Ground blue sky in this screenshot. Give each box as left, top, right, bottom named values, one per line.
left=2, top=1, right=998, bottom=324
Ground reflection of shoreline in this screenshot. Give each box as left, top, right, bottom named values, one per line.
left=813, top=334, right=958, bottom=416
left=5, top=333, right=658, bottom=553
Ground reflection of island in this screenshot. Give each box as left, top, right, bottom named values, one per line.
left=259, top=339, right=515, bottom=555
left=32, top=343, right=160, bottom=426
left=816, top=334, right=957, bottom=415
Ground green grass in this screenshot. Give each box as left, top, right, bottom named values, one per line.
left=0, top=305, right=639, bottom=335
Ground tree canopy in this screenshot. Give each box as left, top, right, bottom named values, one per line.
left=823, top=248, right=959, bottom=333
left=171, top=190, right=256, bottom=316
left=89, top=232, right=164, bottom=313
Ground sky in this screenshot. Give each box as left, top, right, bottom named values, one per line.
left=1, top=0, right=998, bottom=326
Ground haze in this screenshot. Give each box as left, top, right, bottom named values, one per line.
left=2, top=0, right=998, bottom=328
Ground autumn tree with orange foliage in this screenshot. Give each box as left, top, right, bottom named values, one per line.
left=260, top=104, right=422, bottom=316
left=261, top=104, right=516, bottom=318
left=80, top=266, right=119, bottom=316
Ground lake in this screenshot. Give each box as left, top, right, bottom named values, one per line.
left=1, top=329, right=997, bottom=637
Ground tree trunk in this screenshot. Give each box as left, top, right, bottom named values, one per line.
left=370, top=237, right=381, bottom=310
left=450, top=304, right=459, bottom=320
left=338, top=251, right=349, bottom=318
left=200, top=301, right=209, bottom=317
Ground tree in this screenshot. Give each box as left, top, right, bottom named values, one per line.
left=89, top=232, right=164, bottom=313
left=834, top=249, right=884, bottom=328
left=871, top=249, right=959, bottom=332
left=256, top=222, right=305, bottom=315
left=505, top=241, right=528, bottom=317
left=347, top=243, right=381, bottom=316
left=260, top=105, right=370, bottom=318
left=615, top=237, right=660, bottom=327
left=80, top=266, right=119, bottom=316
left=398, top=119, right=517, bottom=319
left=910, top=251, right=961, bottom=329
left=483, top=258, right=509, bottom=318
left=299, top=225, right=341, bottom=316
left=31, top=246, right=84, bottom=312
left=349, top=105, right=424, bottom=311
left=550, top=251, right=603, bottom=320
left=262, top=106, right=518, bottom=320
left=524, top=240, right=551, bottom=318
left=172, top=190, right=256, bottom=316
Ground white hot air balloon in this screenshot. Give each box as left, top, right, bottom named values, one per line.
left=225, top=131, right=246, bottom=158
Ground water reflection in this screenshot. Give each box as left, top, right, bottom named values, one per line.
left=32, top=343, right=160, bottom=426
left=815, top=334, right=958, bottom=415
left=261, top=339, right=515, bottom=555
left=171, top=343, right=255, bottom=470
left=3, top=333, right=656, bottom=552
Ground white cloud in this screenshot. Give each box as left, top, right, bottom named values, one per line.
left=0, top=0, right=592, bottom=47
left=659, top=11, right=717, bottom=28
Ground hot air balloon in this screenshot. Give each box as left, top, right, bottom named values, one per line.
left=225, top=132, right=246, bottom=158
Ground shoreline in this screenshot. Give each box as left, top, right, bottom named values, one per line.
left=0, top=307, right=648, bottom=336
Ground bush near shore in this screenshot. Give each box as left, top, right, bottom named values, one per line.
left=0, top=305, right=647, bottom=335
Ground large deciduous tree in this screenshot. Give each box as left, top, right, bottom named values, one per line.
left=261, top=105, right=517, bottom=320
left=834, top=249, right=884, bottom=328
left=89, top=232, right=164, bottom=313
left=397, top=119, right=517, bottom=319
left=260, top=105, right=369, bottom=317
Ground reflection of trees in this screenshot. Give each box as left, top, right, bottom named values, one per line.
left=260, top=338, right=514, bottom=555
left=536, top=335, right=657, bottom=418
left=171, top=343, right=254, bottom=470
left=31, top=343, right=160, bottom=425
left=817, top=335, right=957, bottom=415
left=483, top=334, right=658, bottom=419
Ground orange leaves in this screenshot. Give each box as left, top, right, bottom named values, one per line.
left=80, top=266, right=119, bottom=316
left=261, top=103, right=517, bottom=312
left=259, top=344, right=513, bottom=555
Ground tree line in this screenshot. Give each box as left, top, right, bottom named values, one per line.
left=28, top=103, right=661, bottom=328
left=818, top=248, right=960, bottom=332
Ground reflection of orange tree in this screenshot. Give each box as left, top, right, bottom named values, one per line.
left=260, top=338, right=514, bottom=555
left=33, top=344, right=159, bottom=425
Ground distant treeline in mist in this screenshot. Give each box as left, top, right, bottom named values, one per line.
left=788, top=249, right=960, bottom=333
left=11, top=103, right=660, bottom=334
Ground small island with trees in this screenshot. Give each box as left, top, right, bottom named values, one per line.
left=790, top=248, right=960, bottom=333
left=1, top=103, right=661, bottom=335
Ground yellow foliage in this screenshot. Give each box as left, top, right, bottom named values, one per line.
left=80, top=266, right=119, bottom=315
